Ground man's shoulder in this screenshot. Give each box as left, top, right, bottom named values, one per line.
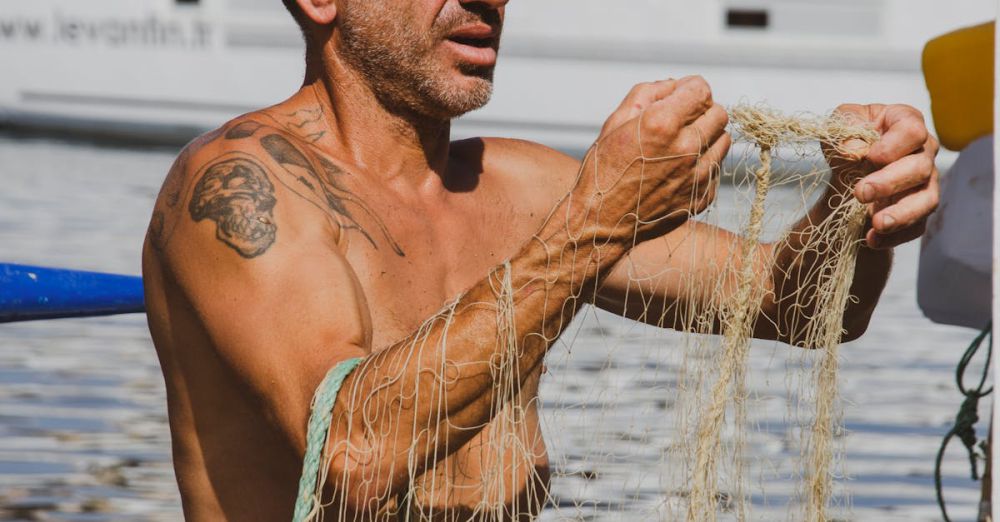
left=453, top=137, right=581, bottom=191
left=152, top=115, right=286, bottom=222
left=147, top=112, right=343, bottom=260
left=180, top=112, right=303, bottom=167
left=170, top=109, right=340, bottom=204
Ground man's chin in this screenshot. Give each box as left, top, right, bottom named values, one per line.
left=434, top=74, right=493, bottom=118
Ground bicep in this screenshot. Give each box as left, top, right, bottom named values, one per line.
left=170, top=234, right=370, bottom=383
left=159, top=148, right=370, bottom=440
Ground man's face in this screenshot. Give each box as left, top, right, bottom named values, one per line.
left=336, top=0, right=504, bottom=120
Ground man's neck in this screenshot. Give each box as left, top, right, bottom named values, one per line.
left=303, top=51, right=453, bottom=193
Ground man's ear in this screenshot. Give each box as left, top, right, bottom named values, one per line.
left=296, top=0, right=337, bottom=25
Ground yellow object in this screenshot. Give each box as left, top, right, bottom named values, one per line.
left=922, top=21, right=995, bottom=151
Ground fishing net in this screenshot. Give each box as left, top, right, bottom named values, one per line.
left=298, top=103, right=880, bottom=521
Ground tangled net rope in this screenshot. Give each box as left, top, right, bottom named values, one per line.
left=296, top=103, right=882, bottom=521
left=680, top=105, right=879, bottom=522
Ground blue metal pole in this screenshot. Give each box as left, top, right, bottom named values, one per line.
left=0, top=263, right=145, bottom=323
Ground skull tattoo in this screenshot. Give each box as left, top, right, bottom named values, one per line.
left=189, top=156, right=277, bottom=258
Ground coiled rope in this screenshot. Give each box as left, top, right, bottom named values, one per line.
left=935, top=323, right=992, bottom=522
left=293, top=357, right=365, bottom=522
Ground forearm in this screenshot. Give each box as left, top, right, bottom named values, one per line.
left=764, top=101, right=940, bottom=343
left=764, top=179, right=892, bottom=345
left=329, top=184, right=629, bottom=502
left=841, top=243, right=892, bottom=337
left=594, top=221, right=728, bottom=330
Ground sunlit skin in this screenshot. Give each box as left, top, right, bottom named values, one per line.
left=142, top=0, right=939, bottom=519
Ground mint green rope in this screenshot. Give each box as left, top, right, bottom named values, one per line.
left=292, top=357, right=364, bottom=522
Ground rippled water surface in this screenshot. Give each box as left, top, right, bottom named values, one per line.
left=0, top=134, right=989, bottom=521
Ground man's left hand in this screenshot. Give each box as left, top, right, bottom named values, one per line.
left=834, top=103, right=940, bottom=250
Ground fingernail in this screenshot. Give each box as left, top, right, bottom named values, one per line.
left=881, top=214, right=896, bottom=229
left=860, top=183, right=875, bottom=202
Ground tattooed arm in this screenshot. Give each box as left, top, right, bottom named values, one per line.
left=150, top=125, right=627, bottom=513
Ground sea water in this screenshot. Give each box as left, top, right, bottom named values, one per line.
left=0, top=133, right=987, bottom=521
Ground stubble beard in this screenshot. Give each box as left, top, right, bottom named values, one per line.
left=337, top=5, right=495, bottom=122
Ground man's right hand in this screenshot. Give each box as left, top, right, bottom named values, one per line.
left=575, top=76, right=730, bottom=246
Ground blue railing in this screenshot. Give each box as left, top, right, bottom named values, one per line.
left=0, top=263, right=144, bottom=323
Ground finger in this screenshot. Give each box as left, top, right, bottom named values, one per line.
left=854, top=151, right=935, bottom=204
left=834, top=103, right=878, bottom=122
left=689, top=134, right=728, bottom=214
left=618, top=80, right=678, bottom=114
left=867, top=185, right=913, bottom=221
left=601, top=79, right=679, bottom=137
left=870, top=183, right=939, bottom=234
left=668, top=76, right=715, bottom=124
left=834, top=138, right=871, bottom=162
left=646, top=75, right=714, bottom=129
left=866, top=105, right=928, bottom=166
left=865, top=183, right=916, bottom=222
left=867, top=221, right=926, bottom=250
left=694, top=104, right=730, bottom=149
left=638, top=79, right=715, bottom=157
left=693, top=131, right=732, bottom=178
left=829, top=103, right=881, bottom=161
left=640, top=105, right=729, bottom=163
left=677, top=103, right=730, bottom=156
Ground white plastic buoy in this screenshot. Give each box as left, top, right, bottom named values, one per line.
left=918, top=135, right=993, bottom=328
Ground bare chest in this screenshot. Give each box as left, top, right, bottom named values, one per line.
left=342, top=191, right=543, bottom=349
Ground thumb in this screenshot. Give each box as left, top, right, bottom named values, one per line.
left=834, top=138, right=871, bottom=162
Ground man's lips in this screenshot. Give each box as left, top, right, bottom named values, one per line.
left=444, top=23, right=498, bottom=67
left=448, top=23, right=496, bottom=41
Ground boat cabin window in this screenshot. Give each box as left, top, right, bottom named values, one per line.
left=726, top=9, right=769, bottom=29
left=725, top=0, right=883, bottom=37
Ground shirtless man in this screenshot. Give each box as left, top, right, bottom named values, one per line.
left=142, top=0, right=940, bottom=519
